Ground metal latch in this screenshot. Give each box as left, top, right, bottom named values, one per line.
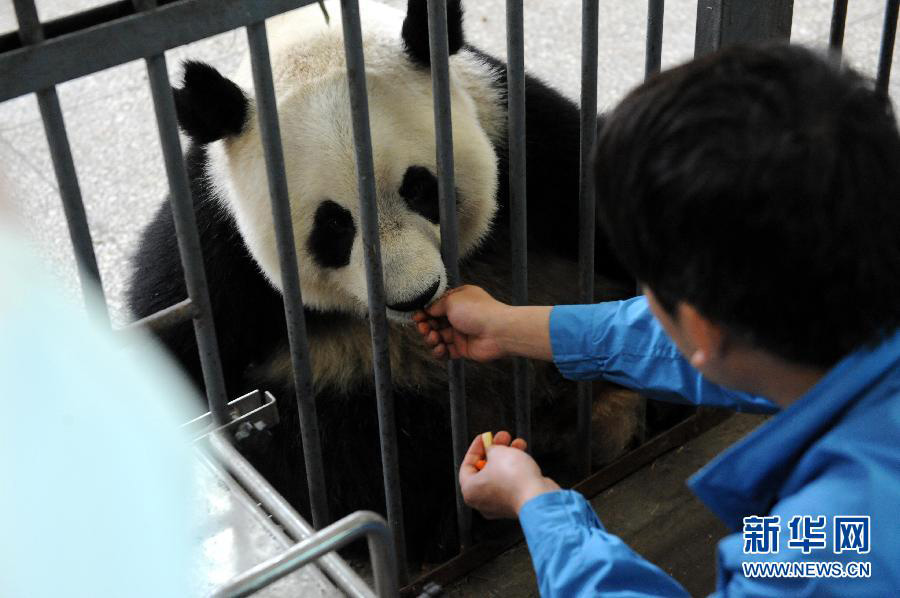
left=182, top=389, right=280, bottom=443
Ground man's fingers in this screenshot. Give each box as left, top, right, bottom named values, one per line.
left=511, top=438, right=528, bottom=451
left=426, top=330, right=440, bottom=346
left=412, top=311, right=428, bottom=323
left=426, top=285, right=471, bottom=318
left=463, top=433, right=486, bottom=464
left=438, top=327, right=454, bottom=344
left=424, top=295, right=448, bottom=318
left=493, top=430, right=512, bottom=446
left=432, top=344, right=447, bottom=359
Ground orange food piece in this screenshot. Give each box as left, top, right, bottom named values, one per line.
left=475, top=459, right=487, bottom=470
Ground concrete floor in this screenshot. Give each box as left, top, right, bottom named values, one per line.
left=0, top=0, right=897, bottom=324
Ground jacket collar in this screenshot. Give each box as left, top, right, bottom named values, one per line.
left=688, top=328, right=900, bottom=530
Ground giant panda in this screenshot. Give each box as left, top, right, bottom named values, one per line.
left=128, top=0, right=641, bottom=562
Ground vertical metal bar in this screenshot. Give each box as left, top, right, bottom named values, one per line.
left=695, top=0, right=793, bottom=57
left=646, top=0, right=665, bottom=78
left=426, top=0, right=472, bottom=552
left=245, top=21, right=330, bottom=531
left=131, top=0, right=229, bottom=425
left=506, top=0, right=531, bottom=447
left=829, top=0, right=848, bottom=55
left=577, top=0, right=599, bottom=478
left=13, top=0, right=108, bottom=322
left=339, top=0, right=409, bottom=580
left=876, top=0, right=899, bottom=94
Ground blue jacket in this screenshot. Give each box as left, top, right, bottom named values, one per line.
left=519, top=296, right=900, bottom=597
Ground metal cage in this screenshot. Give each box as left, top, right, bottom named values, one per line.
left=1, top=0, right=897, bottom=595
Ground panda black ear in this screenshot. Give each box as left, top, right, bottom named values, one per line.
left=173, top=61, right=249, bottom=144
left=401, top=0, right=464, bottom=67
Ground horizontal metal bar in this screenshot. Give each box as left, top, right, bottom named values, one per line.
left=246, top=19, right=330, bottom=530
left=0, top=0, right=317, bottom=102
left=213, top=510, right=397, bottom=598
left=340, top=0, right=408, bottom=582
left=577, top=0, right=600, bottom=478
left=1, top=1, right=143, bottom=52
left=120, top=297, right=196, bottom=337
left=208, top=432, right=375, bottom=598
left=876, top=0, right=899, bottom=94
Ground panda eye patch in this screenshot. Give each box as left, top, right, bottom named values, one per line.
left=308, top=200, right=356, bottom=269
left=399, top=166, right=440, bottom=224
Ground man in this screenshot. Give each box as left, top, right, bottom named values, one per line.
left=415, top=45, right=899, bottom=596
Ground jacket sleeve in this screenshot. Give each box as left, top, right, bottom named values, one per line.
left=519, top=490, right=690, bottom=597
left=549, top=297, right=779, bottom=413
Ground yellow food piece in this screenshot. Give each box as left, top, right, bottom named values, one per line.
left=482, top=431, right=493, bottom=449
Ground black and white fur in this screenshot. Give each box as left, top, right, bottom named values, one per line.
left=129, top=0, right=639, bottom=562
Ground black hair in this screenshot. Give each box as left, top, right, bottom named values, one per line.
left=594, top=44, right=900, bottom=367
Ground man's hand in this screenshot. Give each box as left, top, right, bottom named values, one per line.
left=459, top=430, right=560, bottom=519
left=414, top=285, right=554, bottom=363
left=413, top=285, right=509, bottom=362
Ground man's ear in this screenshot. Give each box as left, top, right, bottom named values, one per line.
left=173, top=61, right=249, bottom=144
left=677, top=303, right=727, bottom=368
left=401, top=0, right=465, bottom=67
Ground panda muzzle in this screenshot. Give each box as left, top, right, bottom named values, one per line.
left=386, top=279, right=441, bottom=313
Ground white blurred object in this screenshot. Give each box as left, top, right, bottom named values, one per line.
left=0, top=223, right=196, bottom=598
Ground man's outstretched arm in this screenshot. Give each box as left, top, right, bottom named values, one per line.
left=416, top=286, right=777, bottom=413
left=414, top=285, right=553, bottom=362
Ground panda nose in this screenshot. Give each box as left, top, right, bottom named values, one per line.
left=386, top=279, right=441, bottom=312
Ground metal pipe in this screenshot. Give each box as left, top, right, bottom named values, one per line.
left=208, top=432, right=375, bottom=598
left=829, top=0, right=848, bottom=55
left=132, top=0, right=230, bottom=425
left=0, top=0, right=319, bottom=103
left=577, top=0, right=600, bottom=478
left=212, top=510, right=397, bottom=598
left=646, top=0, right=665, bottom=78
left=876, top=0, right=899, bottom=94
left=506, top=0, right=532, bottom=449
left=339, top=0, right=408, bottom=580
left=13, top=0, right=109, bottom=322
left=120, top=297, right=196, bottom=338
left=427, top=0, right=473, bottom=552
left=245, top=20, right=330, bottom=531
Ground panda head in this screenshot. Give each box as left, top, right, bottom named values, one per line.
left=173, top=0, right=499, bottom=321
